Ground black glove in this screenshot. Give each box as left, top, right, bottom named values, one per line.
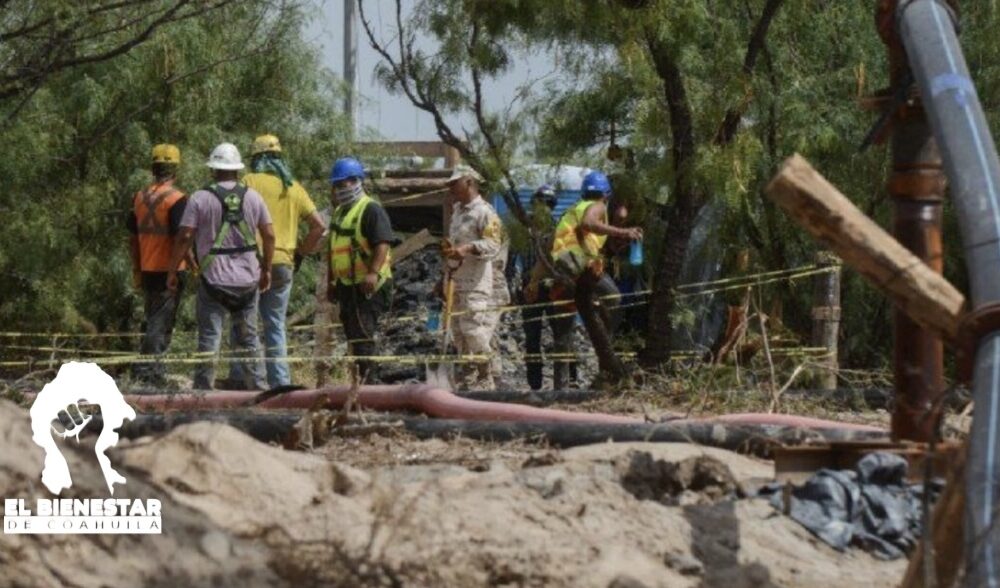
left=294, top=252, right=304, bottom=272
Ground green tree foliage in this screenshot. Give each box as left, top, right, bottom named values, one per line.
left=366, top=0, right=1000, bottom=373
left=519, top=1, right=1000, bottom=370
left=0, top=1, right=349, bottom=337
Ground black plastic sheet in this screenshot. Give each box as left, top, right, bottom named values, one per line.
left=760, top=452, right=943, bottom=560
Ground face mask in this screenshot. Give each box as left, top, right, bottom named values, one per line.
left=334, top=182, right=363, bottom=205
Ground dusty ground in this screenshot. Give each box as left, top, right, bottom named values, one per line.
left=0, top=398, right=910, bottom=588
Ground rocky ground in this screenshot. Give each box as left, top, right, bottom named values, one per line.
left=0, top=398, right=909, bottom=588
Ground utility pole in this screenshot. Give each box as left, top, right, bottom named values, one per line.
left=343, top=0, right=358, bottom=138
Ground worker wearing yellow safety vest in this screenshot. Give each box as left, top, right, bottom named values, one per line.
left=551, top=170, right=642, bottom=358
left=127, top=144, right=189, bottom=385
left=327, top=157, right=396, bottom=382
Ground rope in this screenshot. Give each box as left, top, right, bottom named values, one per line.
left=0, top=263, right=834, bottom=339
left=0, top=346, right=833, bottom=369
left=0, top=264, right=840, bottom=372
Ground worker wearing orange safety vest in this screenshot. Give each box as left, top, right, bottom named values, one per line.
left=127, top=144, right=189, bottom=385
left=327, top=157, right=395, bottom=382
left=550, top=170, right=641, bottom=364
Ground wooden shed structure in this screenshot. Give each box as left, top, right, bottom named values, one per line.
left=358, top=141, right=461, bottom=235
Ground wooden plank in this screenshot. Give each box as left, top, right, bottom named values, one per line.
left=390, top=228, right=437, bottom=262
left=379, top=191, right=448, bottom=208
left=765, top=154, right=964, bottom=342
left=370, top=177, right=448, bottom=191
left=377, top=169, right=453, bottom=179
left=773, top=440, right=961, bottom=484
left=357, top=141, right=452, bottom=158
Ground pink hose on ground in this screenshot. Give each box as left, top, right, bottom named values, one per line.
left=113, top=384, right=885, bottom=432
left=125, top=384, right=644, bottom=425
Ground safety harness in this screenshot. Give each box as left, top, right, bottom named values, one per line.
left=198, top=183, right=258, bottom=271
left=329, top=194, right=391, bottom=289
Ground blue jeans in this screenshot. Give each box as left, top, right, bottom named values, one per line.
left=228, top=265, right=293, bottom=388
left=194, top=282, right=266, bottom=390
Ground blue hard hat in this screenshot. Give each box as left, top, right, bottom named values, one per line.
left=329, top=157, right=365, bottom=184
left=581, top=170, right=611, bottom=196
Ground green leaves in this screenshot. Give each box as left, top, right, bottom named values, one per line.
left=0, top=1, right=350, bottom=335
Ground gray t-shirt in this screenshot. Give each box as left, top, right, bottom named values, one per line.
left=180, top=181, right=272, bottom=288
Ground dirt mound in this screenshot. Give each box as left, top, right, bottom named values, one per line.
left=1, top=399, right=907, bottom=587
left=0, top=399, right=278, bottom=588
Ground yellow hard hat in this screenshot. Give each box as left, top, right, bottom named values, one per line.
left=251, top=134, right=282, bottom=156
left=151, top=144, right=181, bottom=164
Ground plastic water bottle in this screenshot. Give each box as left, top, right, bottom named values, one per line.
left=426, top=306, right=441, bottom=331
left=629, top=239, right=644, bottom=266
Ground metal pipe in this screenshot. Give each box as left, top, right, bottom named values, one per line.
left=891, top=188, right=946, bottom=441
left=886, top=69, right=947, bottom=442
left=897, top=1, right=1000, bottom=584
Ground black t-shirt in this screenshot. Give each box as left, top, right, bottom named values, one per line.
left=359, top=202, right=396, bottom=246
left=126, top=197, right=188, bottom=236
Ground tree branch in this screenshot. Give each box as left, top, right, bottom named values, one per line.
left=0, top=0, right=241, bottom=101
left=714, top=0, right=785, bottom=145
left=466, top=19, right=529, bottom=226
left=359, top=0, right=489, bottom=177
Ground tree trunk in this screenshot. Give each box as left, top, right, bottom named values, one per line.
left=640, top=198, right=702, bottom=367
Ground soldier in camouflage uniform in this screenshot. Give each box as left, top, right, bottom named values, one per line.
left=442, top=165, right=503, bottom=391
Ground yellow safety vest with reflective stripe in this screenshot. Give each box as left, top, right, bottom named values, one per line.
left=551, top=199, right=607, bottom=276
left=329, top=194, right=392, bottom=287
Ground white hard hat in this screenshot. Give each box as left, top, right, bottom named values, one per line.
left=206, top=142, right=245, bottom=170
left=446, top=164, right=484, bottom=184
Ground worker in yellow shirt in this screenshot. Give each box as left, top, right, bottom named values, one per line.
left=226, top=134, right=325, bottom=388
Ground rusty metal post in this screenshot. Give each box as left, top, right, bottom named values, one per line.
left=811, top=251, right=841, bottom=391
left=877, top=1, right=947, bottom=442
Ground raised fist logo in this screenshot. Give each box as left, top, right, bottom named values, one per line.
left=51, top=403, right=93, bottom=442
left=29, top=363, right=136, bottom=495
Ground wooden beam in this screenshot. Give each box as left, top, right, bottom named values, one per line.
left=390, top=228, right=438, bottom=262
left=357, top=141, right=455, bottom=158
left=765, top=154, right=964, bottom=342
left=377, top=169, right=452, bottom=179
left=379, top=191, right=447, bottom=208
left=370, top=177, right=448, bottom=191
